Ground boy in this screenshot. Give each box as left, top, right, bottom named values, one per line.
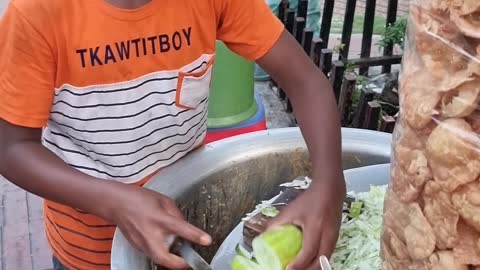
left=0, top=0, right=345, bottom=269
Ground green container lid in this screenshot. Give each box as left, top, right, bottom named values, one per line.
left=208, top=41, right=257, bottom=128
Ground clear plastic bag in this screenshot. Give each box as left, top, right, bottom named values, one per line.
left=380, top=1, right=480, bottom=269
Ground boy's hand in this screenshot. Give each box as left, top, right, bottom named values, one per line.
left=0, top=120, right=210, bottom=269
left=108, top=184, right=212, bottom=269
left=267, top=175, right=345, bottom=270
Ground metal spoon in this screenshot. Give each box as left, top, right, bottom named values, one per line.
left=319, top=255, right=332, bottom=270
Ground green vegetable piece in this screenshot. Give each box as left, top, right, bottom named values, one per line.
left=261, top=207, right=280, bottom=217
left=349, top=201, right=363, bottom=218
left=252, top=225, right=303, bottom=270
left=236, top=244, right=253, bottom=259
left=231, top=255, right=263, bottom=270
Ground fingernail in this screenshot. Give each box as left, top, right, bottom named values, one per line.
left=201, top=235, right=212, bottom=245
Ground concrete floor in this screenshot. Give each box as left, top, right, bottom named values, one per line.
left=0, top=0, right=5, bottom=16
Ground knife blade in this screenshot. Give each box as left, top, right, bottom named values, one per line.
left=171, top=240, right=213, bottom=270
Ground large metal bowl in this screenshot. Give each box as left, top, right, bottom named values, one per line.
left=111, top=127, right=392, bottom=270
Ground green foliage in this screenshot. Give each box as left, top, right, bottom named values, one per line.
left=352, top=75, right=368, bottom=111
left=377, top=17, right=408, bottom=50
left=334, top=42, right=346, bottom=54
left=345, top=62, right=356, bottom=73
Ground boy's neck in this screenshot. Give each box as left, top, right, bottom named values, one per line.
left=104, top=0, right=152, bottom=9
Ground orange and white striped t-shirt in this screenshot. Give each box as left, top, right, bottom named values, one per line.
left=0, top=0, right=284, bottom=269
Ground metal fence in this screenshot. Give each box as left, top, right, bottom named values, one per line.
left=273, top=0, right=403, bottom=133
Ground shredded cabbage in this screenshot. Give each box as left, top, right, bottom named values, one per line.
left=242, top=193, right=282, bottom=222
left=331, top=185, right=387, bottom=270
left=242, top=177, right=311, bottom=222
left=261, top=207, right=280, bottom=217
left=241, top=176, right=387, bottom=270
left=279, top=177, right=312, bottom=189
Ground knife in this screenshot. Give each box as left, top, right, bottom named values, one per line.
left=171, top=240, right=213, bottom=270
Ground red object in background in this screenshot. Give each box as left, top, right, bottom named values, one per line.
left=205, top=119, right=267, bottom=144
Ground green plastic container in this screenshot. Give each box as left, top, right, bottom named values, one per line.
left=208, top=41, right=257, bottom=128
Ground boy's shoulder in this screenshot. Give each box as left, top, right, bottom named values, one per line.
left=9, top=0, right=65, bottom=25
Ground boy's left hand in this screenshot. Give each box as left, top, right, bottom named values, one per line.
left=267, top=175, right=346, bottom=270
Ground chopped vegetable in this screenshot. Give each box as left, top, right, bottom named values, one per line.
left=242, top=193, right=282, bottom=222
left=349, top=201, right=364, bottom=218
left=261, top=207, right=280, bottom=217
left=236, top=244, right=253, bottom=259
left=243, top=177, right=313, bottom=222
left=231, top=225, right=303, bottom=270
left=252, top=225, right=303, bottom=270
left=238, top=176, right=387, bottom=270
left=231, top=255, right=263, bottom=270
left=331, top=185, right=387, bottom=270
left=279, top=177, right=311, bottom=189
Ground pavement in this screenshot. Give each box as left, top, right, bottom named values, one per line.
left=0, top=0, right=4, bottom=16
left=0, top=180, right=53, bottom=270
left=0, top=0, right=405, bottom=269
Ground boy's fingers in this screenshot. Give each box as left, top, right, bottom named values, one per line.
left=150, top=246, right=189, bottom=270
left=306, top=261, right=321, bottom=270
left=287, top=223, right=321, bottom=270
left=318, top=227, right=339, bottom=258
left=161, top=198, right=186, bottom=219
left=142, top=233, right=188, bottom=270
left=161, top=216, right=212, bottom=246
left=164, top=204, right=186, bottom=220
left=266, top=211, right=290, bottom=229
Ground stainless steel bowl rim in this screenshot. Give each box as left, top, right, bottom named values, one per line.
left=111, top=127, right=392, bottom=270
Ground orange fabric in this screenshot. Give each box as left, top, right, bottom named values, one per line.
left=0, top=0, right=284, bottom=269
left=44, top=173, right=155, bottom=270
left=0, top=0, right=284, bottom=129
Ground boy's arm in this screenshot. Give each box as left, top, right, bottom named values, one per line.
left=215, top=1, right=345, bottom=268
left=0, top=120, right=210, bottom=269
left=257, top=30, right=343, bottom=189
left=258, top=31, right=345, bottom=270
left=0, top=2, right=118, bottom=222
left=0, top=121, right=119, bottom=218
left=0, top=4, right=209, bottom=269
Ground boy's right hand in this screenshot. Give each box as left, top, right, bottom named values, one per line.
left=106, top=184, right=212, bottom=269
left=0, top=120, right=210, bottom=269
